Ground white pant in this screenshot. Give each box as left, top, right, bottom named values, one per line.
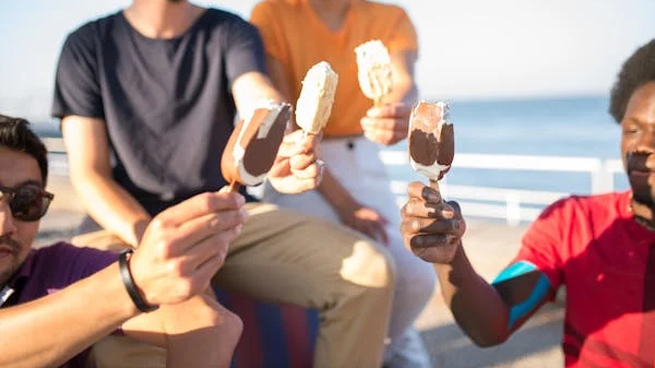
left=262, top=136, right=435, bottom=350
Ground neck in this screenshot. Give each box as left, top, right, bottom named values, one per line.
left=631, top=199, right=655, bottom=231
left=307, top=0, right=351, bottom=31
left=124, top=0, right=204, bottom=39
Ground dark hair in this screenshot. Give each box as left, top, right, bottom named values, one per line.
left=609, top=39, right=655, bottom=123
left=0, top=115, right=48, bottom=185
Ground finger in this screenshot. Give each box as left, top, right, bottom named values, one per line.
left=364, top=127, right=407, bottom=145
left=186, top=239, right=232, bottom=298
left=410, top=233, right=455, bottom=249
left=290, top=162, right=322, bottom=180
left=401, top=218, right=461, bottom=236
left=170, top=209, right=248, bottom=255
left=267, top=157, right=291, bottom=178
left=366, top=103, right=412, bottom=118
left=407, top=182, right=442, bottom=203
left=411, top=241, right=459, bottom=264
left=289, top=153, right=317, bottom=171
left=185, top=225, right=240, bottom=270
left=401, top=198, right=454, bottom=220
left=156, top=192, right=245, bottom=226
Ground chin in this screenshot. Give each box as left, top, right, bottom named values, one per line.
left=632, top=187, right=655, bottom=207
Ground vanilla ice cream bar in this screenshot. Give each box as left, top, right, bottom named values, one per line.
left=221, top=100, right=292, bottom=189
left=408, top=101, right=454, bottom=181
left=295, top=61, right=339, bottom=135
left=355, top=40, right=393, bottom=105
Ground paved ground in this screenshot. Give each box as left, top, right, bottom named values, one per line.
left=40, top=175, right=565, bottom=367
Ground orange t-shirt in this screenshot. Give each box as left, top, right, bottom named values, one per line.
left=250, top=0, right=418, bottom=137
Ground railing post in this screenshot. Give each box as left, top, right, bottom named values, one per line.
left=591, top=160, right=613, bottom=194
left=506, top=193, right=521, bottom=227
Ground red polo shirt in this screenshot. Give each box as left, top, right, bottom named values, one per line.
left=516, top=191, right=655, bottom=367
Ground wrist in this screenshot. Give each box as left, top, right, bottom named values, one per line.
left=118, top=249, right=159, bottom=313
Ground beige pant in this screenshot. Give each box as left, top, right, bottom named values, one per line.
left=76, top=203, right=396, bottom=368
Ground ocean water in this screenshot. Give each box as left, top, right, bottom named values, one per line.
left=386, top=95, right=629, bottom=196
left=34, top=95, right=630, bottom=199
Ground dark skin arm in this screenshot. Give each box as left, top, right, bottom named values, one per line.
left=400, top=181, right=553, bottom=346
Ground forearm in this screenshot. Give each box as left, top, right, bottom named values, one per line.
left=385, top=79, right=417, bottom=105
left=316, top=168, right=358, bottom=216
left=71, top=171, right=151, bottom=247
left=435, top=246, right=511, bottom=346
left=0, top=264, right=138, bottom=368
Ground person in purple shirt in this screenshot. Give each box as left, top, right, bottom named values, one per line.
left=0, top=114, right=246, bottom=368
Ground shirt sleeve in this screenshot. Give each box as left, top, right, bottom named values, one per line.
left=510, top=198, right=569, bottom=292
left=53, top=243, right=119, bottom=283
left=250, top=1, right=288, bottom=63
left=385, top=7, right=418, bottom=54
left=224, top=16, right=268, bottom=88
left=51, top=29, right=105, bottom=120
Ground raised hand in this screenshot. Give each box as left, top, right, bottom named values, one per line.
left=360, top=102, right=412, bottom=146
left=128, top=190, right=248, bottom=306
left=400, top=181, right=466, bottom=263
left=337, top=202, right=390, bottom=245
left=267, top=129, right=325, bottom=194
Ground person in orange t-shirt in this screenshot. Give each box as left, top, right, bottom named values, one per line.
left=251, top=0, right=435, bottom=366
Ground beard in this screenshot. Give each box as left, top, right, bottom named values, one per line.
left=627, top=152, right=655, bottom=207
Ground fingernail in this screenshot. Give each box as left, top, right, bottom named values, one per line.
left=428, top=191, right=440, bottom=202
left=239, top=208, right=249, bottom=220
left=453, top=220, right=460, bottom=230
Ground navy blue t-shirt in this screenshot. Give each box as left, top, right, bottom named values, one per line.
left=52, top=9, right=265, bottom=215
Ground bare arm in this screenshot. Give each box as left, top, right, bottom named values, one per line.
left=385, top=50, right=418, bottom=104
left=401, top=182, right=553, bottom=346
left=0, top=190, right=246, bottom=368
left=0, top=263, right=138, bottom=368
left=62, top=116, right=150, bottom=247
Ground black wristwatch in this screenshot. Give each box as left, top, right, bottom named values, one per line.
left=118, top=249, right=159, bottom=313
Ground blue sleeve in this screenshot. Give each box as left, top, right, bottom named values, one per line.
left=492, top=260, right=553, bottom=330
left=51, top=26, right=105, bottom=120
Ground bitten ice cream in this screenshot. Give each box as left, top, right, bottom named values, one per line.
left=408, top=101, right=454, bottom=183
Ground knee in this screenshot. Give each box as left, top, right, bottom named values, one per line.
left=221, top=308, right=243, bottom=347
left=340, top=239, right=397, bottom=293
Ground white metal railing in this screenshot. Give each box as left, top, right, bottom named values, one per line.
left=381, top=150, right=624, bottom=226
left=44, top=138, right=625, bottom=226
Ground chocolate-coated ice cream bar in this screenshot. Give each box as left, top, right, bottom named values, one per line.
left=221, top=100, right=292, bottom=191
left=408, top=101, right=454, bottom=183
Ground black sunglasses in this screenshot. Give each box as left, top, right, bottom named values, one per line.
left=0, top=183, right=54, bottom=222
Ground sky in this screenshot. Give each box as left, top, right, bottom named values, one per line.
left=1, top=0, right=654, bottom=119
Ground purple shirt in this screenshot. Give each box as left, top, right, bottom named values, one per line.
left=1, top=242, right=118, bottom=368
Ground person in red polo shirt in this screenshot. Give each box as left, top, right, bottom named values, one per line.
left=0, top=115, right=244, bottom=368
left=400, top=39, right=655, bottom=367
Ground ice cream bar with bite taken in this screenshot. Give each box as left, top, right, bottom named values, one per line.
left=408, top=101, right=454, bottom=190
left=355, top=40, right=393, bottom=106
left=221, top=100, right=292, bottom=192
left=296, top=61, right=339, bottom=135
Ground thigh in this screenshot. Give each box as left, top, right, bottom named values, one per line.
left=216, top=203, right=395, bottom=306
left=260, top=181, right=341, bottom=224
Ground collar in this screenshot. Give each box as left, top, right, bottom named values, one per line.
left=4, top=249, right=36, bottom=290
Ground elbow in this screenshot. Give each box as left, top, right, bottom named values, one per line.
left=470, top=334, right=508, bottom=348
left=465, top=328, right=510, bottom=348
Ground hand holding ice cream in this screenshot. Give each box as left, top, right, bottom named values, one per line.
left=402, top=101, right=462, bottom=262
